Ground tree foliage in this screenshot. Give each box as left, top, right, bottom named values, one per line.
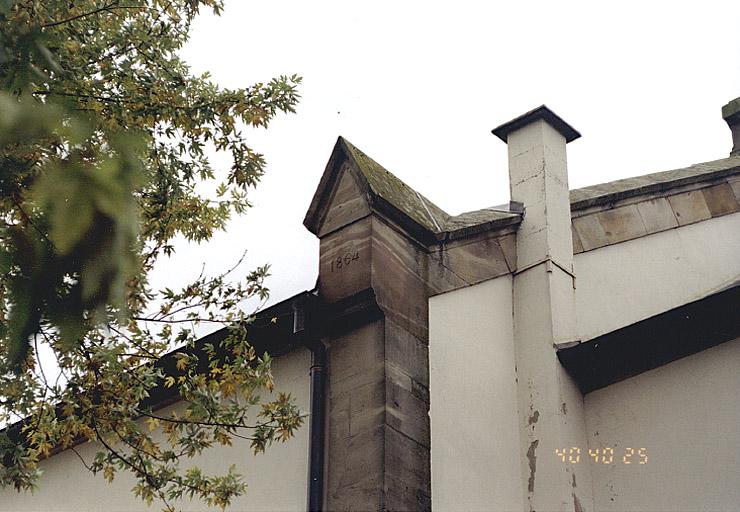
left=0, top=1, right=303, bottom=509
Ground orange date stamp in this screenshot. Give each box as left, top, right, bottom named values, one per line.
left=555, top=447, right=648, bottom=464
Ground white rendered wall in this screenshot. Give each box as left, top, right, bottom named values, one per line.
left=574, top=211, right=740, bottom=341
left=429, top=275, right=523, bottom=511
left=584, top=336, right=740, bottom=511
left=1, top=347, right=311, bottom=512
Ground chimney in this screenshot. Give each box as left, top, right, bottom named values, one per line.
left=492, top=105, right=580, bottom=335
left=722, top=97, right=740, bottom=157
left=492, top=106, right=593, bottom=511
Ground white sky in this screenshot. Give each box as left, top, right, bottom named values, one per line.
left=150, top=0, right=740, bottom=320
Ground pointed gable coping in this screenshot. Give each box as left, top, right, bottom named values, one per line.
left=304, top=137, right=450, bottom=241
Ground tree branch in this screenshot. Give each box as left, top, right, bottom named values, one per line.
left=42, top=2, right=142, bottom=28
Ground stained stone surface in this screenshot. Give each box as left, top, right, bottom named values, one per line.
left=570, top=155, right=740, bottom=210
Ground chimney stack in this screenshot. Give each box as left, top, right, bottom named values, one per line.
left=722, top=97, right=740, bottom=157
left=493, top=105, right=580, bottom=283
left=492, top=107, right=593, bottom=511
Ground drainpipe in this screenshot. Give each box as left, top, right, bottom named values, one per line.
left=293, top=296, right=326, bottom=512
left=306, top=342, right=326, bottom=512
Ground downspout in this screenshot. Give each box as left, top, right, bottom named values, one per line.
left=306, top=342, right=326, bottom=512
left=293, top=295, right=326, bottom=512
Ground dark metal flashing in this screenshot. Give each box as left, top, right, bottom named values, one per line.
left=492, top=105, right=581, bottom=143
left=558, top=283, right=740, bottom=394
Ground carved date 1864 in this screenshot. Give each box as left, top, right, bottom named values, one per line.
left=331, top=250, right=360, bottom=272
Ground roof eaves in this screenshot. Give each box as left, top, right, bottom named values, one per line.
left=558, top=282, right=740, bottom=394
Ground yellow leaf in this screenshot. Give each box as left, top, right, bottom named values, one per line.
left=176, top=357, right=188, bottom=371
left=146, top=417, right=160, bottom=431
left=164, top=376, right=176, bottom=388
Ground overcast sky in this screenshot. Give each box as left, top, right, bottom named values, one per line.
left=149, top=0, right=740, bottom=321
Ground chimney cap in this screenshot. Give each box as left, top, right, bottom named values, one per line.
left=722, top=97, right=740, bottom=125
left=492, top=104, right=581, bottom=143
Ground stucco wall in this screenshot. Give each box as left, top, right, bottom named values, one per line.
left=429, top=275, right=523, bottom=511
left=574, top=211, right=740, bottom=341
left=584, top=336, right=740, bottom=511
left=1, top=347, right=311, bottom=512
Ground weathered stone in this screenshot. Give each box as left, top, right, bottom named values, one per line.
left=571, top=224, right=584, bottom=253
left=702, top=183, right=740, bottom=217
left=728, top=175, right=740, bottom=203
left=573, top=213, right=609, bottom=251
left=385, top=319, right=429, bottom=387
left=385, top=364, right=430, bottom=447
left=636, top=197, right=678, bottom=233
left=325, top=320, right=386, bottom=511
left=667, top=190, right=712, bottom=226
left=385, top=474, right=431, bottom=512
left=597, top=204, right=647, bottom=244
left=426, top=248, right=469, bottom=296
left=321, top=200, right=432, bottom=510
left=329, top=393, right=350, bottom=441
left=498, top=232, right=518, bottom=272
left=371, top=217, right=429, bottom=341
left=328, top=321, right=384, bottom=396
left=329, top=425, right=385, bottom=492
left=348, top=379, right=385, bottom=437
left=318, top=163, right=372, bottom=237
left=384, top=426, right=432, bottom=511
left=570, top=155, right=740, bottom=211
left=436, top=232, right=509, bottom=285
left=319, top=217, right=372, bottom=303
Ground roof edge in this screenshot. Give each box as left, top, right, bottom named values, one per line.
left=570, top=162, right=740, bottom=211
